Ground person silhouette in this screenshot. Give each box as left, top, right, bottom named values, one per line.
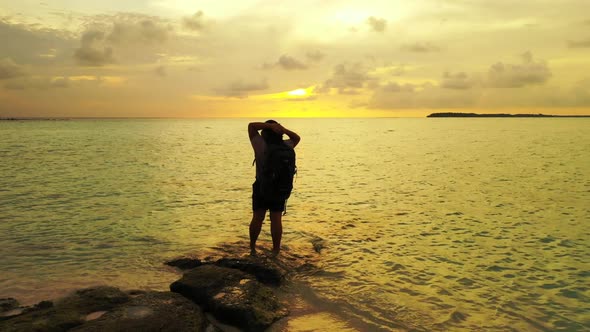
left=247, top=120, right=300, bottom=256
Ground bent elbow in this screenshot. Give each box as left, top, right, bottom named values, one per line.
left=248, top=123, right=258, bottom=138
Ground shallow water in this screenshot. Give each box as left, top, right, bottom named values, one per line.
left=0, top=118, right=589, bottom=331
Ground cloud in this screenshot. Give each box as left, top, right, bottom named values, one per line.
left=217, top=79, right=269, bottom=98
left=401, top=42, right=441, bottom=53
left=3, top=75, right=128, bottom=91
left=318, top=62, right=377, bottom=94
left=338, top=88, right=362, bottom=95
left=368, top=76, right=590, bottom=111
left=390, top=66, right=405, bottom=76
left=81, top=30, right=104, bottom=45
left=379, top=82, right=418, bottom=93
left=4, top=76, right=70, bottom=90
left=74, top=30, right=114, bottom=66
left=366, top=17, right=387, bottom=32
left=571, top=78, right=590, bottom=105
left=306, top=51, right=325, bottom=62
left=567, top=37, right=590, bottom=48
left=366, top=80, right=381, bottom=90
left=73, top=15, right=172, bottom=66
left=277, top=55, right=308, bottom=70
left=183, top=11, right=205, bottom=31
left=369, top=64, right=408, bottom=78
left=74, top=46, right=114, bottom=66
left=349, top=100, right=369, bottom=109
left=38, top=48, right=58, bottom=59
left=368, top=52, right=553, bottom=110
left=441, top=71, right=474, bottom=89
left=0, top=58, right=26, bottom=79
left=369, top=81, right=478, bottom=109
left=0, top=20, right=75, bottom=65
left=107, top=18, right=170, bottom=44
left=262, top=55, right=309, bottom=70
left=486, top=51, right=551, bottom=88
left=3, top=80, right=27, bottom=90
left=154, top=65, right=166, bottom=77
left=286, top=95, right=317, bottom=102
left=51, top=77, right=70, bottom=88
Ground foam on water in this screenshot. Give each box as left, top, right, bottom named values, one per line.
left=0, top=118, right=588, bottom=331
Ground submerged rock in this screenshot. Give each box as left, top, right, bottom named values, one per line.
left=33, top=301, right=54, bottom=310
left=0, top=286, right=130, bottom=332
left=70, top=291, right=207, bottom=332
left=165, top=257, right=203, bottom=270
left=215, top=257, right=286, bottom=286
left=0, top=298, right=23, bottom=321
left=207, top=241, right=323, bottom=278
left=0, top=298, right=19, bottom=313
left=310, top=237, right=326, bottom=253
left=64, top=287, right=130, bottom=312
left=0, top=288, right=209, bottom=332
left=170, top=264, right=288, bottom=331
left=2, top=241, right=322, bottom=332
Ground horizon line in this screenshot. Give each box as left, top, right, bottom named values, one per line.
left=2, top=115, right=590, bottom=120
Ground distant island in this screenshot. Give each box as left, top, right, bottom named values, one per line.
left=427, top=112, right=590, bottom=118
left=0, top=117, right=70, bottom=121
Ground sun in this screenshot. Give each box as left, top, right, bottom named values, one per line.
left=287, top=88, right=307, bottom=96
left=250, top=86, right=316, bottom=102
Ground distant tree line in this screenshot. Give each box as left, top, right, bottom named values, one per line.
left=427, top=112, right=589, bottom=118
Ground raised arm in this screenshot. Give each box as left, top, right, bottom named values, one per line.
left=280, top=125, right=300, bottom=147
left=248, top=122, right=300, bottom=147
left=248, top=122, right=274, bottom=139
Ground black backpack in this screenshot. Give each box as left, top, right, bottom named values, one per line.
left=259, top=142, right=296, bottom=201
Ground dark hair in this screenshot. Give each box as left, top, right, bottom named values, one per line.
left=261, top=119, right=283, bottom=145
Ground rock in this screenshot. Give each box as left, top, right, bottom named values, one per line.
left=215, top=257, right=285, bottom=286
left=0, top=288, right=210, bottom=332
left=62, top=287, right=130, bottom=312
left=165, top=257, right=203, bottom=270
left=310, top=237, right=326, bottom=253
left=0, top=307, right=82, bottom=331
left=0, top=309, right=25, bottom=321
left=2, top=242, right=323, bottom=332
left=170, top=265, right=250, bottom=309
left=0, top=286, right=130, bottom=332
left=171, top=265, right=247, bottom=306
left=34, top=301, right=53, bottom=310
left=211, top=278, right=289, bottom=332
left=171, top=265, right=288, bottom=331
left=0, top=298, right=19, bottom=312
left=85, top=311, right=107, bottom=321
left=0, top=298, right=23, bottom=322
left=70, top=291, right=207, bottom=332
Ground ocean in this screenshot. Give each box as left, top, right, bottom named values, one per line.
left=0, top=118, right=588, bottom=331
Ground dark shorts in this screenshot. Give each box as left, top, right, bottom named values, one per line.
left=252, top=181, right=285, bottom=212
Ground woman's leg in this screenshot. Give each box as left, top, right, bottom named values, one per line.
left=269, top=211, right=283, bottom=255
left=250, top=209, right=266, bottom=255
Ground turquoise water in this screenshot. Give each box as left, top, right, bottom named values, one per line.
left=0, top=118, right=589, bottom=331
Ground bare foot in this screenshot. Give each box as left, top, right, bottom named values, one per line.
left=271, top=249, right=280, bottom=257
left=250, top=248, right=258, bottom=257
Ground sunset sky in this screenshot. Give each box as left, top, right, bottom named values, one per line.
left=1, top=0, right=589, bottom=117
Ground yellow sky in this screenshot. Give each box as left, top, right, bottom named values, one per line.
left=0, top=0, right=589, bottom=117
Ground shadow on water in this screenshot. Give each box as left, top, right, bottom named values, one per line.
left=194, top=240, right=417, bottom=332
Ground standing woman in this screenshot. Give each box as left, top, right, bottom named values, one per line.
left=247, top=120, right=300, bottom=256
